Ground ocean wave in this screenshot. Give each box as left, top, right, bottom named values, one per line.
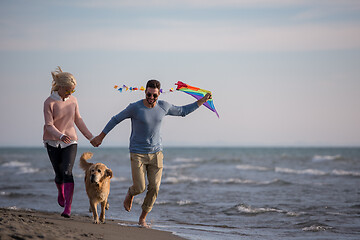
left=162, top=175, right=197, bottom=184
left=210, top=178, right=256, bottom=184
left=211, top=178, right=290, bottom=185
left=237, top=204, right=282, bottom=214
left=236, top=164, right=269, bottom=171
left=235, top=204, right=303, bottom=217
left=19, top=167, right=40, bottom=174
left=162, top=175, right=239, bottom=184
left=173, top=157, right=203, bottom=163
left=263, top=178, right=292, bottom=186
left=0, top=191, right=41, bottom=198
left=331, top=169, right=360, bottom=177
left=177, top=200, right=193, bottom=206
left=312, top=154, right=342, bottom=162
left=0, top=154, right=28, bottom=161
left=2, top=161, right=30, bottom=167
left=111, top=176, right=128, bottom=182
left=2, top=161, right=40, bottom=174
left=275, top=167, right=360, bottom=177
left=165, top=163, right=197, bottom=170
left=302, top=225, right=333, bottom=232
left=154, top=200, right=171, bottom=205
left=236, top=163, right=360, bottom=178
left=275, top=167, right=327, bottom=176
left=162, top=174, right=286, bottom=186
left=139, top=199, right=195, bottom=207
left=236, top=164, right=328, bottom=176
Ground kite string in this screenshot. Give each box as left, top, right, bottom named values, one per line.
left=114, top=84, right=174, bottom=93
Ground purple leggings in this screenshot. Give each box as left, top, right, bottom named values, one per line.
left=46, top=144, right=77, bottom=184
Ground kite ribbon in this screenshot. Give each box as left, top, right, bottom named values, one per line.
left=175, top=81, right=219, bottom=118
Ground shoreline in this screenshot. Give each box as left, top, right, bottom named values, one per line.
left=0, top=207, right=186, bottom=240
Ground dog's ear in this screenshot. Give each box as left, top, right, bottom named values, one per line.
left=87, top=165, right=94, bottom=173
left=106, top=169, right=113, bottom=179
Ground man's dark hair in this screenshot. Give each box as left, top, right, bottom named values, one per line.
left=146, top=79, right=161, bottom=90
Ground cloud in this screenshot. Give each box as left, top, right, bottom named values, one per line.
left=1, top=19, right=360, bottom=52
left=72, top=0, right=360, bottom=9
left=1, top=0, right=359, bottom=52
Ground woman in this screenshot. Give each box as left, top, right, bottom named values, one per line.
left=43, top=66, right=93, bottom=218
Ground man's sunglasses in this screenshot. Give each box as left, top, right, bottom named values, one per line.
left=147, top=93, right=158, bottom=98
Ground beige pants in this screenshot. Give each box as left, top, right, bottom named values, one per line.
left=129, top=151, right=163, bottom=213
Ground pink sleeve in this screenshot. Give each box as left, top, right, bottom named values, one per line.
left=74, top=99, right=93, bottom=140
left=43, top=100, right=63, bottom=139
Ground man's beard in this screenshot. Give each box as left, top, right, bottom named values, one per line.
left=147, top=98, right=156, bottom=105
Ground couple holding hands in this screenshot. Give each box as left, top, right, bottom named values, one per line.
left=43, top=67, right=211, bottom=227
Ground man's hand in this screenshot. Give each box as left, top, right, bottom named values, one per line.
left=90, top=132, right=106, bottom=147
left=197, top=93, right=212, bottom=107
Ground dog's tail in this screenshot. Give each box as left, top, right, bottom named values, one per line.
left=80, top=152, right=93, bottom=171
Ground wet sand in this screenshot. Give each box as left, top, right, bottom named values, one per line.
left=0, top=207, right=186, bottom=240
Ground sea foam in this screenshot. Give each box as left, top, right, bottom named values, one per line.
left=236, top=164, right=269, bottom=171
left=332, top=169, right=360, bottom=177
left=2, top=161, right=40, bottom=174
left=275, top=167, right=327, bottom=176
left=236, top=204, right=303, bottom=217
left=2, top=161, right=30, bottom=167
left=312, top=154, right=342, bottom=162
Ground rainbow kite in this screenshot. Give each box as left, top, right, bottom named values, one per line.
left=176, top=81, right=219, bottom=118
left=114, top=81, right=219, bottom=118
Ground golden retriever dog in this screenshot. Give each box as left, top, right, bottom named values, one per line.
left=80, top=152, right=113, bottom=224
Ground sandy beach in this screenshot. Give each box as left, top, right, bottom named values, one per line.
left=0, top=207, right=185, bottom=240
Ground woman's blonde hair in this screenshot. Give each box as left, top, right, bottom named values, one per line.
left=51, top=66, right=77, bottom=93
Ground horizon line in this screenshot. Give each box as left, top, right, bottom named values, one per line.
left=0, top=145, right=359, bottom=149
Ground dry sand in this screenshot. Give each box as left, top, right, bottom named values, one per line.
left=0, top=208, right=186, bottom=240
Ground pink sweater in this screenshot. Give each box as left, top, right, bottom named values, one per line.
left=43, top=94, right=93, bottom=141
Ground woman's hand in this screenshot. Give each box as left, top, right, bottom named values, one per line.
left=60, top=135, right=72, bottom=144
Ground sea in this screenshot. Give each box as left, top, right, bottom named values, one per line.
left=0, top=147, right=359, bottom=240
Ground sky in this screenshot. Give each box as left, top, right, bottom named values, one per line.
left=0, top=0, right=359, bottom=147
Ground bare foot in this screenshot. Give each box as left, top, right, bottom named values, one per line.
left=138, top=219, right=150, bottom=228
left=123, top=190, right=133, bottom=212
left=138, top=210, right=149, bottom=228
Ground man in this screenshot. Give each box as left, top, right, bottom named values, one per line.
left=91, top=79, right=211, bottom=227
